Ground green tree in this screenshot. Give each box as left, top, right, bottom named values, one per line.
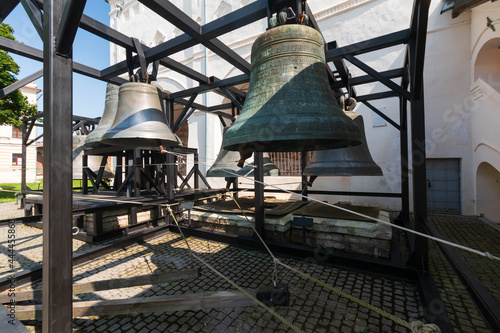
left=0, top=23, right=37, bottom=129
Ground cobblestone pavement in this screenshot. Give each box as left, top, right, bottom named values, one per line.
left=2, top=200, right=498, bottom=332
left=427, top=214, right=500, bottom=333
left=18, top=232, right=423, bottom=333
left=0, top=207, right=98, bottom=280
left=0, top=201, right=25, bottom=220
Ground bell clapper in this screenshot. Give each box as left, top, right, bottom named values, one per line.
left=306, top=176, right=317, bottom=187
left=238, top=143, right=254, bottom=168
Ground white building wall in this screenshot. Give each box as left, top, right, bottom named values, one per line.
left=469, top=2, right=500, bottom=219
left=0, top=85, right=39, bottom=184
left=108, top=0, right=499, bottom=214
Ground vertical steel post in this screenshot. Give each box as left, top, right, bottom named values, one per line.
left=194, top=152, right=200, bottom=188
left=399, top=96, right=410, bottom=224
left=166, top=151, right=176, bottom=200
left=42, top=0, right=73, bottom=331
left=21, top=121, right=27, bottom=211
left=254, top=152, right=265, bottom=238
left=165, top=98, right=176, bottom=200
left=409, top=0, right=431, bottom=271
left=411, top=97, right=429, bottom=269
left=82, top=154, right=88, bottom=194
left=133, top=148, right=141, bottom=197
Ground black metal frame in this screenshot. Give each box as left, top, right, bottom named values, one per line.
left=0, top=0, right=472, bottom=331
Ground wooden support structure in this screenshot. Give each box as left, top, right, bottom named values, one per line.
left=0, top=269, right=200, bottom=304
left=15, top=290, right=256, bottom=321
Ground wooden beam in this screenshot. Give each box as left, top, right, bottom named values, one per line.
left=0, top=269, right=200, bottom=304
left=16, top=290, right=256, bottom=320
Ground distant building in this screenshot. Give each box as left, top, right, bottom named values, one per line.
left=0, top=82, right=40, bottom=183
left=107, top=0, right=500, bottom=221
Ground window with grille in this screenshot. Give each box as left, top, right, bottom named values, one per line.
left=268, top=152, right=312, bottom=176
left=12, top=153, right=22, bottom=166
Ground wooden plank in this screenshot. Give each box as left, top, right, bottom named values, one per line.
left=0, top=269, right=200, bottom=304
left=15, top=290, right=256, bottom=320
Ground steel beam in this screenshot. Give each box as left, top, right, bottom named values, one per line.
left=356, top=91, right=399, bottom=102
left=241, top=188, right=402, bottom=198
left=172, top=93, right=197, bottom=133
left=0, top=35, right=43, bottom=61
left=328, top=41, right=357, bottom=97
left=42, top=0, right=73, bottom=331
left=20, top=0, right=43, bottom=39
left=254, top=152, right=265, bottom=239
left=170, top=74, right=249, bottom=99
left=0, top=69, right=43, bottom=98
left=138, top=0, right=251, bottom=75
left=332, top=68, right=404, bottom=89
left=0, top=0, right=19, bottom=22
left=408, top=0, right=431, bottom=272
left=345, top=55, right=411, bottom=100
left=409, top=0, right=430, bottom=101
left=33, top=0, right=207, bottom=83
left=220, top=87, right=243, bottom=111
left=326, top=29, right=411, bottom=62
left=0, top=36, right=127, bottom=85
left=104, top=0, right=276, bottom=80
left=55, top=0, right=87, bottom=56
left=399, top=96, right=410, bottom=224
left=362, top=100, right=400, bottom=130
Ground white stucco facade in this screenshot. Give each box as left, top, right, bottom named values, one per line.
left=106, top=0, right=500, bottom=219
left=0, top=82, right=40, bottom=183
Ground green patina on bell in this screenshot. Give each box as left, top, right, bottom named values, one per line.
left=303, top=111, right=383, bottom=176
left=223, top=24, right=362, bottom=152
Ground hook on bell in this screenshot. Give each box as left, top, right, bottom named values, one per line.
left=222, top=24, right=362, bottom=153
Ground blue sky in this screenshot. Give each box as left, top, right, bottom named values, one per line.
left=4, top=2, right=112, bottom=119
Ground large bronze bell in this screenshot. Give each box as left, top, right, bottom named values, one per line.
left=101, top=82, right=179, bottom=148
left=223, top=24, right=362, bottom=152
left=303, top=111, right=382, bottom=176
left=85, top=83, right=120, bottom=148
left=207, top=127, right=280, bottom=177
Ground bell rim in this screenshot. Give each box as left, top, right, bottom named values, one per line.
left=223, top=137, right=362, bottom=153
left=303, top=164, right=383, bottom=176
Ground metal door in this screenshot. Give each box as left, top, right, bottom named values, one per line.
left=426, top=158, right=461, bottom=214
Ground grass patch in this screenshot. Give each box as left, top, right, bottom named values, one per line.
left=0, top=180, right=98, bottom=203
left=0, top=182, right=42, bottom=203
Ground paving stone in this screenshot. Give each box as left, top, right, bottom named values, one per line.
left=5, top=209, right=498, bottom=332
